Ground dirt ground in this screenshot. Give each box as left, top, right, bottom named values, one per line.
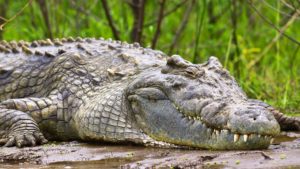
left=0, top=132, right=299, bottom=169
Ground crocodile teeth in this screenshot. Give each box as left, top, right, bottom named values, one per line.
left=270, top=138, right=274, bottom=144
left=215, top=130, right=220, bottom=136
left=243, top=134, right=249, bottom=142
left=234, top=134, right=240, bottom=143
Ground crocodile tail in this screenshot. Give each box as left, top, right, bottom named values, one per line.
left=249, top=99, right=300, bottom=131
left=266, top=106, right=300, bottom=131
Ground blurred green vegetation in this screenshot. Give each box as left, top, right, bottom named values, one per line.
left=0, top=0, right=299, bottom=114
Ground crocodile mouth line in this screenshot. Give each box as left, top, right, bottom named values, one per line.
left=173, top=103, right=275, bottom=144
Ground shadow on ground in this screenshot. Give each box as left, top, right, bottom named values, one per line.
left=0, top=132, right=299, bottom=169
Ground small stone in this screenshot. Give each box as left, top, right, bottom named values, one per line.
left=280, top=154, right=286, bottom=159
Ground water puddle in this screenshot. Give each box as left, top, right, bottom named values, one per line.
left=0, top=132, right=299, bottom=168
left=273, top=131, right=299, bottom=144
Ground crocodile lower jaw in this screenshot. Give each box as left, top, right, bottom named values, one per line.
left=175, top=107, right=274, bottom=144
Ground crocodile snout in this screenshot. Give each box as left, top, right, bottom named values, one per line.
left=227, top=104, right=280, bottom=136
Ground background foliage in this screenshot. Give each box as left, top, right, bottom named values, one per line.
left=0, top=0, right=299, bottom=115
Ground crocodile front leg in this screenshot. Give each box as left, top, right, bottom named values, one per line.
left=0, top=97, right=60, bottom=147
left=0, top=108, right=48, bottom=147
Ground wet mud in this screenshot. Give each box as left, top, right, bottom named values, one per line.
left=0, top=132, right=299, bottom=169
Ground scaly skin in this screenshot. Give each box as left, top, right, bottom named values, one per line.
left=0, top=37, right=298, bottom=149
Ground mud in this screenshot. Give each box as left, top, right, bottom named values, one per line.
left=0, top=132, right=299, bottom=169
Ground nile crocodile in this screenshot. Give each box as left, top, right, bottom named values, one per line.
left=0, top=37, right=299, bottom=150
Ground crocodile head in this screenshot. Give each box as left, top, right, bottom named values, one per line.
left=127, top=55, right=280, bottom=150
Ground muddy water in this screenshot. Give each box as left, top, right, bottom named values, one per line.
left=0, top=132, right=299, bottom=169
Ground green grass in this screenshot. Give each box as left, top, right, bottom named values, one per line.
left=0, top=0, right=299, bottom=115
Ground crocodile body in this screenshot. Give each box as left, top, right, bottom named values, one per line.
left=0, top=37, right=299, bottom=150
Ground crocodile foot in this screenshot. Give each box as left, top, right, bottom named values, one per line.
left=0, top=108, right=48, bottom=148
left=0, top=130, right=48, bottom=148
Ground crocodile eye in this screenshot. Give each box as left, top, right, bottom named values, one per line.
left=185, top=67, right=197, bottom=77
left=134, top=87, right=167, bottom=100
left=0, top=68, right=13, bottom=79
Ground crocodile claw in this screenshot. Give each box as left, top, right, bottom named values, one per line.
left=0, top=131, right=48, bottom=148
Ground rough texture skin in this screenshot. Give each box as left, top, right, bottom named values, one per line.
left=0, top=37, right=299, bottom=150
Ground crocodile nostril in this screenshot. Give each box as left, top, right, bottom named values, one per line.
left=253, top=117, right=257, bottom=121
